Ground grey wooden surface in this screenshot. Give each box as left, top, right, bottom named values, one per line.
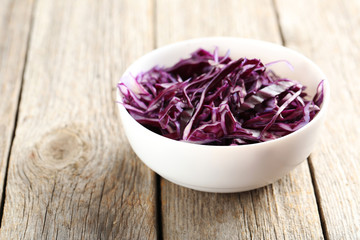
left=0, top=0, right=359, bottom=239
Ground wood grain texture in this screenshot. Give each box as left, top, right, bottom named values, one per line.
left=161, top=162, right=323, bottom=240
left=276, top=0, right=360, bottom=239
left=0, top=0, right=157, bottom=239
left=0, top=0, right=34, bottom=211
left=157, top=0, right=323, bottom=239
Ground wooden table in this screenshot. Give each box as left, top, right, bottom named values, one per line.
left=0, top=0, right=359, bottom=239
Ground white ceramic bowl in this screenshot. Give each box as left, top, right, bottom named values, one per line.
left=117, top=37, right=330, bottom=193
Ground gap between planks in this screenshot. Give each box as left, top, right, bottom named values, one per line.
left=152, top=1, right=164, bottom=239
left=271, top=0, right=286, bottom=46
left=155, top=174, right=163, bottom=240
left=0, top=0, right=38, bottom=226
left=308, top=157, right=329, bottom=240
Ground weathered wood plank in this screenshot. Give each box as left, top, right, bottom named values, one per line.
left=0, top=0, right=34, bottom=214
left=276, top=0, right=360, bottom=238
left=161, top=162, right=323, bottom=239
left=0, top=0, right=157, bottom=239
left=157, top=0, right=324, bottom=239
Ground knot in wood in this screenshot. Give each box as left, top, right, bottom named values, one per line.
left=37, top=128, right=84, bottom=168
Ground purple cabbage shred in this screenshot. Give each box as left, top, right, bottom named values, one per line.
left=118, top=48, right=324, bottom=145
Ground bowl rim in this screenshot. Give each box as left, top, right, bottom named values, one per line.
left=117, top=37, right=330, bottom=149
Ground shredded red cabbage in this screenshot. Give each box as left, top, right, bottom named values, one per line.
left=118, top=48, right=324, bottom=145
